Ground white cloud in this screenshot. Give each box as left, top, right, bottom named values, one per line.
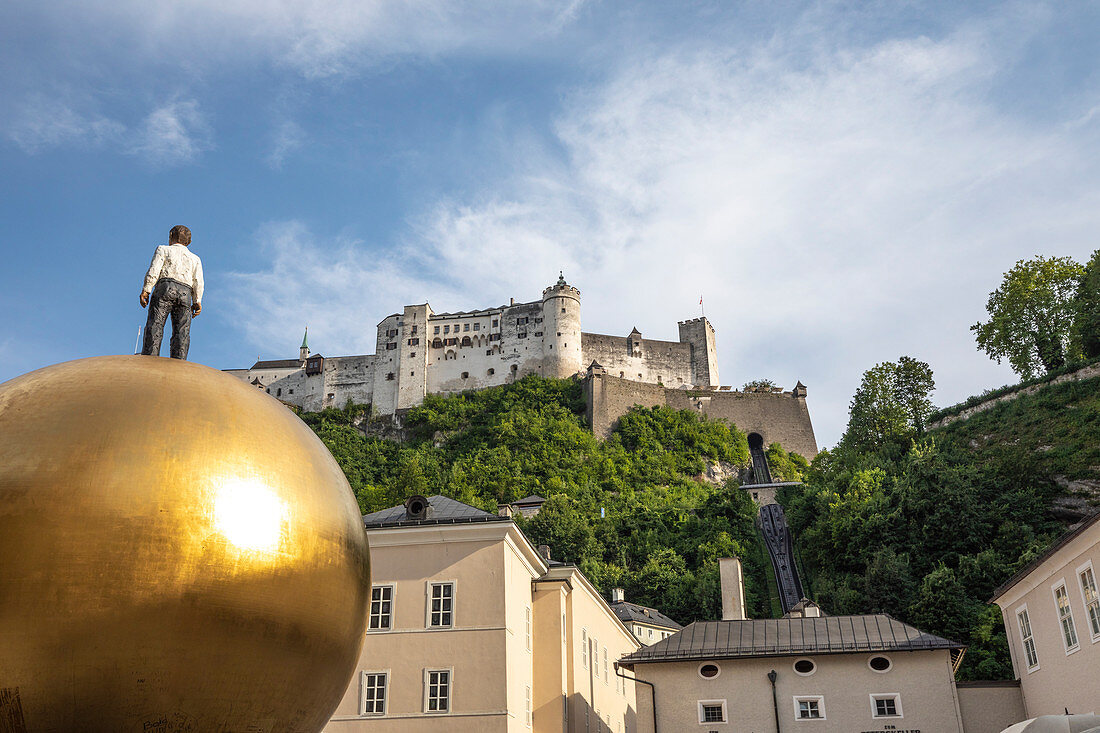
left=5, top=95, right=124, bottom=153
left=127, top=99, right=212, bottom=165
left=230, top=15, right=1100, bottom=446
left=35, top=0, right=589, bottom=79
left=266, top=120, right=305, bottom=169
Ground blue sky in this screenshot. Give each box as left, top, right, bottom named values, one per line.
left=2, top=1, right=1099, bottom=448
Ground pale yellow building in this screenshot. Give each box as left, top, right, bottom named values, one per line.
left=608, top=589, right=682, bottom=646
left=991, top=511, right=1100, bottom=718
left=324, top=495, right=640, bottom=732
left=618, top=615, right=966, bottom=733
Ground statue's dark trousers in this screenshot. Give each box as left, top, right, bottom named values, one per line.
left=142, top=279, right=193, bottom=359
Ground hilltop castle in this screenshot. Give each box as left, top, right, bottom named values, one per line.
left=227, top=274, right=818, bottom=457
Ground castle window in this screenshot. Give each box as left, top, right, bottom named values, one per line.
left=410, top=371, right=415, bottom=376
left=473, top=323, right=480, bottom=331
left=410, top=352, right=416, bottom=357
left=461, top=336, right=472, bottom=347
left=517, top=332, right=527, bottom=339
left=487, top=368, right=495, bottom=376
left=620, top=372, right=624, bottom=378
left=386, top=343, right=397, bottom=350
left=561, top=307, right=566, bottom=313
left=444, top=325, right=450, bottom=334
left=489, top=333, right=501, bottom=342
left=492, top=319, right=498, bottom=328
left=534, top=317, right=542, bottom=324
left=386, top=328, right=398, bottom=337
left=557, top=332, right=561, bottom=337
left=511, top=364, right=518, bottom=372
left=386, top=373, right=395, bottom=381
left=534, top=332, right=543, bottom=337
left=434, top=326, right=440, bottom=334
left=432, top=338, right=443, bottom=348
left=288, top=389, right=294, bottom=394
left=486, top=350, right=492, bottom=355
left=408, top=338, right=419, bottom=346
left=411, top=325, right=418, bottom=334
left=276, top=388, right=282, bottom=396
left=464, top=323, right=470, bottom=331
left=516, top=317, right=528, bottom=326
left=327, top=393, right=334, bottom=400
left=461, top=372, right=469, bottom=379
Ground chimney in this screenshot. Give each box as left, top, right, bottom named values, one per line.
left=719, top=557, right=747, bottom=621
left=611, top=588, right=625, bottom=603
left=538, top=545, right=551, bottom=563
left=510, top=297, right=515, bottom=306
left=497, top=503, right=514, bottom=518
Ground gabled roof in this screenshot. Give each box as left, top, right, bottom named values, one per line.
left=250, top=359, right=302, bottom=370
left=362, top=495, right=509, bottom=529
left=619, top=615, right=963, bottom=666
left=629, top=326, right=642, bottom=336
left=610, top=601, right=682, bottom=631
left=991, top=511, right=1100, bottom=602
left=513, top=495, right=546, bottom=507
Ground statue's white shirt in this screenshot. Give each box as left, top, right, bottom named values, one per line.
left=143, top=243, right=204, bottom=304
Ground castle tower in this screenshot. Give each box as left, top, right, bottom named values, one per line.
left=299, top=328, right=309, bottom=364
left=542, top=272, right=583, bottom=378
left=678, top=317, right=719, bottom=386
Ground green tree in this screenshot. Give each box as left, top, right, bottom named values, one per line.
left=741, top=379, right=777, bottom=391
left=972, top=256, right=1085, bottom=378
left=1074, top=249, right=1100, bottom=359
left=522, top=494, right=596, bottom=563
left=840, top=357, right=935, bottom=453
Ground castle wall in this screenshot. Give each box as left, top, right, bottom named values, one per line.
left=581, top=333, right=694, bottom=387
left=321, top=355, right=376, bottom=409
left=587, top=373, right=818, bottom=459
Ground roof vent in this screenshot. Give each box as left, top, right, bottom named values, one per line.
left=404, top=495, right=433, bottom=521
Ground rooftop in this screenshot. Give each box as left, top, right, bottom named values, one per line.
left=362, top=495, right=510, bottom=529
left=991, top=510, right=1100, bottom=602
left=619, top=615, right=963, bottom=666
left=249, top=358, right=302, bottom=370
left=610, top=600, right=682, bottom=631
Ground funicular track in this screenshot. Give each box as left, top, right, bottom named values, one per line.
left=758, top=502, right=804, bottom=615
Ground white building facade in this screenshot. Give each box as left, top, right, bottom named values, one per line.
left=226, top=274, right=718, bottom=414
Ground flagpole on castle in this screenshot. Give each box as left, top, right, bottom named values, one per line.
left=700, top=295, right=705, bottom=318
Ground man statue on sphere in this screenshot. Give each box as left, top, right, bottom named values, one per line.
left=139, top=225, right=204, bottom=360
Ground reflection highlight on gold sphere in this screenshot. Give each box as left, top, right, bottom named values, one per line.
left=0, top=356, right=370, bottom=732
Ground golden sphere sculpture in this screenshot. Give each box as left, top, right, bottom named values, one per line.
left=0, top=356, right=370, bottom=732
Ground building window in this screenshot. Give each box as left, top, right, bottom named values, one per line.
left=424, top=669, right=451, bottom=713
left=360, top=672, right=387, bottom=716
left=698, top=700, right=727, bottom=723
left=526, top=606, right=532, bottom=651
left=870, top=694, right=902, bottom=718
left=464, top=323, right=470, bottom=331
left=428, top=582, right=454, bottom=628
left=444, top=325, right=450, bottom=334
left=386, top=342, right=397, bottom=350
left=473, top=323, right=480, bottom=331
left=386, top=328, right=398, bottom=337
left=411, top=325, right=418, bottom=334
left=1079, top=564, right=1100, bottom=640
left=434, top=325, right=440, bottom=334
left=1017, top=606, right=1039, bottom=670
left=525, top=685, right=532, bottom=727
left=487, top=368, right=495, bottom=376
left=517, top=317, right=529, bottom=325
left=369, top=585, right=393, bottom=630
left=534, top=317, right=543, bottom=323
left=603, top=647, right=609, bottom=683
left=794, top=696, right=825, bottom=720
left=793, top=658, right=815, bottom=675
left=1054, top=582, right=1080, bottom=651
left=517, top=332, right=527, bottom=339
left=592, top=637, right=599, bottom=677
left=461, top=372, right=469, bottom=379
left=410, top=352, right=416, bottom=358
left=408, top=337, right=419, bottom=345
left=534, top=331, right=543, bottom=337
left=493, top=319, right=498, bottom=327
left=386, top=372, right=395, bottom=381
left=581, top=629, right=588, bottom=669
left=867, top=656, right=891, bottom=673
left=276, top=388, right=281, bottom=397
